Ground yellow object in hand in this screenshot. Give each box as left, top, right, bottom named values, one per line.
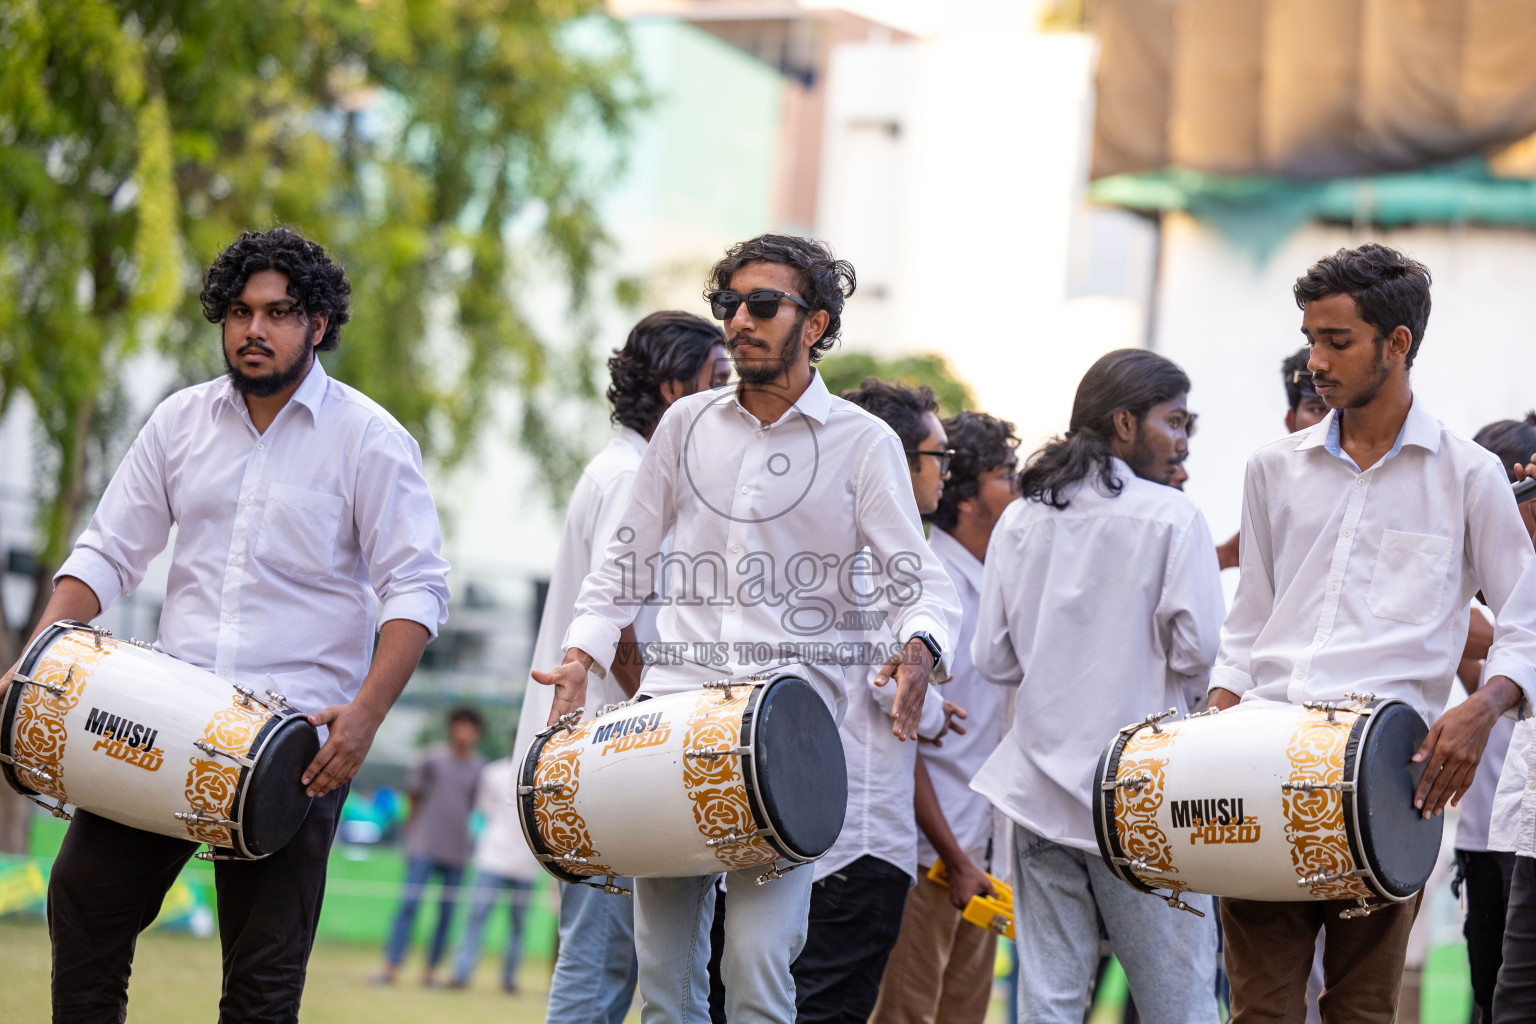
left=925, top=859, right=1015, bottom=940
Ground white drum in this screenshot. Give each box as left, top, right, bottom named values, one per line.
left=518, top=673, right=846, bottom=886
left=1, top=621, right=319, bottom=859
left=1094, top=696, right=1441, bottom=913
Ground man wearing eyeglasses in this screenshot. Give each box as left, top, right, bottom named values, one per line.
left=533, top=234, right=962, bottom=1024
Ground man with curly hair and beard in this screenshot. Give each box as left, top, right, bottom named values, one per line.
left=0, top=227, right=451, bottom=1023
left=511, top=309, right=729, bottom=1023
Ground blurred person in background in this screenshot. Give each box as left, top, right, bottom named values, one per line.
left=1209, top=245, right=1536, bottom=1023
left=447, top=727, right=541, bottom=993
left=1449, top=416, right=1536, bottom=1023
left=971, top=349, right=1224, bottom=1023
left=0, top=227, right=451, bottom=1023
left=378, top=706, right=485, bottom=987
left=511, top=310, right=729, bottom=1024
left=790, top=378, right=960, bottom=1023
left=868, top=410, right=1019, bottom=1024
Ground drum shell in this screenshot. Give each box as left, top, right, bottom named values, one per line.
left=1, top=622, right=315, bottom=859
left=1094, top=698, right=1440, bottom=903
left=519, top=675, right=845, bottom=881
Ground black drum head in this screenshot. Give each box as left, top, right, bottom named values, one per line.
left=240, top=717, right=319, bottom=857
left=749, top=677, right=847, bottom=861
left=1353, top=701, right=1442, bottom=899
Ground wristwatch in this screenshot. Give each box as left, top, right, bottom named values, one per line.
left=909, top=631, right=943, bottom=665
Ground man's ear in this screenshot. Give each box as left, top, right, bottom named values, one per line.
left=801, top=309, right=830, bottom=353
left=659, top=378, right=686, bottom=407
left=1111, top=408, right=1138, bottom=444
left=1384, top=324, right=1413, bottom=365
left=1284, top=410, right=1297, bottom=433
left=310, top=315, right=328, bottom=349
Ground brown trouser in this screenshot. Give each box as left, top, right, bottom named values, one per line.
left=1221, top=892, right=1422, bottom=1024
left=868, top=870, right=997, bottom=1024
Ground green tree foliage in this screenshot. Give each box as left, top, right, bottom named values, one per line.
left=817, top=350, right=976, bottom=417
left=0, top=0, right=644, bottom=649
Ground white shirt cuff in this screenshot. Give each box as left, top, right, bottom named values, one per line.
left=1486, top=654, right=1536, bottom=721
left=561, top=614, right=620, bottom=681
left=378, top=591, right=448, bottom=640
left=54, top=549, right=124, bottom=614
left=1208, top=667, right=1254, bottom=698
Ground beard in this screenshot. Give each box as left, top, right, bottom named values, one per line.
left=1126, top=425, right=1177, bottom=485
left=1340, top=350, right=1392, bottom=410
left=729, top=312, right=805, bottom=387
left=224, top=334, right=315, bottom=398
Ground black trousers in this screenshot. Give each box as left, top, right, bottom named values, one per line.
left=1458, top=849, right=1516, bottom=1022
left=791, top=855, right=910, bottom=1024
left=47, top=786, right=346, bottom=1024
left=1494, top=854, right=1536, bottom=1023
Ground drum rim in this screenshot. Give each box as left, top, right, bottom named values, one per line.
left=0, top=621, right=89, bottom=801
left=228, top=710, right=316, bottom=860
left=1093, top=726, right=1161, bottom=896
left=736, top=673, right=825, bottom=864
left=1342, top=696, right=1428, bottom=903
left=519, top=719, right=587, bottom=884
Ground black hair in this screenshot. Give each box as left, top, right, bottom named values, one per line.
left=929, top=411, right=1021, bottom=532
left=1293, top=243, right=1432, bottom=369
left=1281, top=345, right=1317, bottom=413
left=607, top=311, right=724, bottom=436
left=707, top=234, right=856, bottom=363
left=1018, top=349, right=1191, bottom=510
left=200, top=227, right=351, bottom=351
left=840, top=377, right=939, bottom=467
left=448, top=706, right=484, bottom=731
left=1473, top=414, right=1536, bottom=483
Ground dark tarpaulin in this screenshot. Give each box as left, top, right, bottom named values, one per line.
left=1091, top=0, right=1536, bottom=181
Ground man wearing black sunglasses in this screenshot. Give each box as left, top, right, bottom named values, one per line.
left=533, top=233, right=962, bottom=1024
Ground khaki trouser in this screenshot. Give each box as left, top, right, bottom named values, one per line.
left=868, top=870, right=996, bottom=1024
left=1221, top=892, right=1422, bottom=1024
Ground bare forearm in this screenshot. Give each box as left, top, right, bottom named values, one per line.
left=354, top=619, right=431, bottom=721
left=29, top=577, right=102, bottom=642
left=612, top=624, right=642, bottom=699
left=914, top=757, right=970, bottom=872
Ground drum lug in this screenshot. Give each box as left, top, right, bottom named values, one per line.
left=537, top=709, right=586, bottom=738
left=1114, top=856, right=1152, bottom=873
left=1344, top=691, right=1377, bottom=705
left=755, top=861, right=807, bottom=886
left=86, top=626, right=113, bottom=649
left=9, top=671, right=69, bottom=699
left=26, top=795, right=72, bottom=820
left=1302, top=700, right=1350, bottom=722
left=1339, top=898, right=1385, bottom=920
left=193, top=741, right=256, bottom=769
left=1281, top=780, right=1355, bottom=795
left=0, top=751, right=55, bottom=785
left=1103, top=773, right=1153, bottom=792
left=685, top=746, right=749, bottom=761
left=195, top=846, right=238, bottom=862
left=124, top=637, right=155, bottom=650
left=580, top=876, right=633, bottom=898
left=705, top=828, right=765, bottom=848
left=540, top=853, right=591, bottom=867
left=518, top=782, right=568, bottom=797
left=231, top=685, right=276, bottom=712
left=1119, top=707, right=1178, bottom=736
left=1163, top=893, right=1205, bottom=917
left=1298, top=868, right=1364, bottom=888
left=704, top=675, right=769, bottom=703
left=175, top=808, right=241, bottom=829
left=264, top=690, right=302, bottom=713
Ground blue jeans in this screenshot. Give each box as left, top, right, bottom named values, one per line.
left=384, top=856, right=465, bottom=969
left=634, top=864, right=814, bottom=1024
left=547, top=878, right=639, bottom=1024
left=1012, top=823, right=1219, bottom=1023
left=449, top=872, right=532, bottom=987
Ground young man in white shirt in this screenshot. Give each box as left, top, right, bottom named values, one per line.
left=532, top=234, right=961, bottom=1024
left=870, top=410, right=1020, bottom=1024
left=970, top=348, right=1225, bottom=1023
left=0, top=227, right=451, bottom=1023
left=1208, top=243, right=1536, bottom=1022
left=512, top=310, right=729, bottom=1024
left=791, top=378, right=958, bottom=1022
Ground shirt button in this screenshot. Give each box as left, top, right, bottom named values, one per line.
left=219, top=667, right=231, bottom=676
left=1342, top=529, right=1352, bottom=538
left=223, top=614, right=236, bottom=623
left=741, top=486, right=749, bottom=494
left=755, top=431, right=764, bottom=439
left=729, top=544, right=741, bottom=554
left=240, top=497, right=251, bottom=506
left=1329, top=582, right=1339, bottom=592
left=229, top=555, right=242, bottom=565
left=1357, top=477, right=1366, bottom=486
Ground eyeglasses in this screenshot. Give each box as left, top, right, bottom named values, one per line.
left=707, top=289, right=812, bottom=321
left=906, top=448, right=956, bottom=474
left=1288, top=369, right=1313, bottom=385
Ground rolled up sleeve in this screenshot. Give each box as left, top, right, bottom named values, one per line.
left=355, top=424, right=450, bottom=638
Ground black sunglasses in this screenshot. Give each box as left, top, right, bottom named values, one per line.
left=707, top=289, right=812, bottom=321
left=906, top=448, right=957, bottom=474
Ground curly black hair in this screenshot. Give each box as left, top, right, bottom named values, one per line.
left=840, top=377, right=939, bottom=466
left=928, top=410, right=1020, bottom=532
left=200, top=227, right=352, bottom=351
left=607, top=311, right=724, bottom=437
left=707, top=234, right=856, bottom=363
left=1280, top=345, right=1317, bottom=413
left=1293, top=243, right=1432, bottom=369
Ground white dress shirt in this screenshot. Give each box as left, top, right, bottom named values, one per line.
left=562, top=370, right=961, bottom=720
left=512, top=428, right=661, bottom=761
left=918, top=526, right=1012, bottom=872
left=816, top=630, right=947, bottom=883
left=472, top=757, right=541, bottom=881
left=1209, top=400, right=1536, bottom=720
left=969, top=460, right=1225, bottom=852
left=1490, top=719, right=1536, bottom=855
left=58, top=362, right=450, bottom=715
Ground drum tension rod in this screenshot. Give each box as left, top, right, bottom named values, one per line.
left=1103, top=773, right=1153, bottom=792
left=1163, top=893, right=1205, bottom=917
left=88, top=626, right=113, bottom=649
left=581, top=876, right=633, bottom=898
left=1339, top=898, right=1384, bottom=920
left=541, top=853, right=591, bottom=867
left=26, top=795, right=71, bottom=820
left=756, top=862, right=807, bottom=886
left=176, top=808, right=241, bottom=829
left=264, top=690, right=300, bottom=713
left=1281, top=780, right=1355, bottom=794
left=1302, top=700, right=1347, bottom=722
left=685, top=746, right=749, bottom=761
left=518, top=781, right=567, bottom=796
left=9, top=671, right=69, bottom=698
left=0, top=752, right=55, bottom=784
left=1115, top=856, right=1153, bottom=873
left=195, top=848, right=241, bottom=862
left=705, top=828, right=765, bottom=848
left=1298, top=868, right=1364, bottom=888
left=1120, top=707, right=1178, bottom=735
left=537, top=709, right=586, bottom=739
left=193, top=741, right=256, bottom=769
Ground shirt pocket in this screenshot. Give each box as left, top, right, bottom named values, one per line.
left=1367, top=529, right=1451, bottom=625
left=255, top=483, right=345, bottom=580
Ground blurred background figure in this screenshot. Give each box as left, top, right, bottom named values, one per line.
left=447, top=729, right=540, bottom=993
left=378, top=707, right=485, bottom=987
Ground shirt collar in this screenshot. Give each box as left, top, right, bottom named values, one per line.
left=617, top=425, right=648, bottom=454
left=210, top=357, right=330, bottom=427
left=928, top=526, right=983, bottom=592
left=732, top=367, right=834, bottom=427
left=1305, top=394, right=1439, bottom=470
